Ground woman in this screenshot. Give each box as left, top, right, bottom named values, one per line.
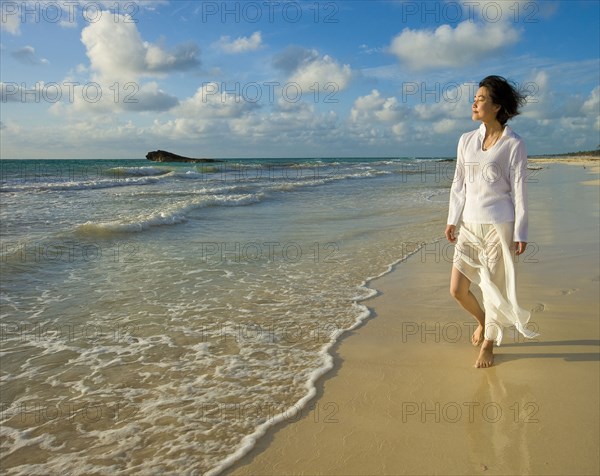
left=445, top=75, right=539, bottom=368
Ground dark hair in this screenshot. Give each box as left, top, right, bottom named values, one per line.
left=479, top=75, right=527, bottom=125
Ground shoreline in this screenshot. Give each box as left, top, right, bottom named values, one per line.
left=226, top=162, right=600, bottom=475
left=528, top=156, right=600, bottom=186
left=529, top=155, right=599, bottom=161
left=207, top=243, right=433, bottom=476
left=528, top=155, right=600, bottom=167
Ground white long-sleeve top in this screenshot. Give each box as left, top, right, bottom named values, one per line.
left=447, top=123, right=529, bottom=242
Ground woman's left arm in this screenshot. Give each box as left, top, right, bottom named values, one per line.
left=510, top=139, right=529, bottom=254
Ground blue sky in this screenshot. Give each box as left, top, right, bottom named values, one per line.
left=1, top=0, right=599, bottom=159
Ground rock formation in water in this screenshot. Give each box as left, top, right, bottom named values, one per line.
left=146, top=150, right=221, bottom=163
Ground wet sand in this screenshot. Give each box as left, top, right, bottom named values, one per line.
left=227, top=160, right=599, bottom=476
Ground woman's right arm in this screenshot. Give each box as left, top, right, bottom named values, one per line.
left=446, top=135, right=466, bottom=242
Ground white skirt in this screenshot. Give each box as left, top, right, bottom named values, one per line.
left=453, top=221, right=539, bottom=346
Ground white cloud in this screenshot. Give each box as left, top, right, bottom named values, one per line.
left=174, top=83, right=258, bottom=119
left=388, top=20, right=520, bottom=71
left=273, top=46, right=319, bottom=74
left=0, top=1, right=170, bottom=36
left=412, top=82, right=475, bottom=121
left=359, top=44, right=381, bottom=55
left=47, top=80, right=179, bottom=115
left=432, top=118, right=457, bottom=134
left=351, top=90, right=385, bottom=115
left=57, top=11, right=198, bottom=114
left=1, top=82, right=20, bottom=103
left=1, top=3, right=22, bottom=35
left=215, top=32, right=263, bottom=54
left=81, top=13, right=199, bottom=83
left=581, top=86, right=600, bottom=117
left=11, top=46, right=49, bottom=65
left=149, top=117, right=210, bottom=141
left=289, top=54, right=352, bottom=92
left=348, top=83, right=481, bottom=146
left=391, top=122, right=407, bottom=138
left=520, top=70, right=557, bottom=120
left=273, top=47, right=351, bottom=92
left=228, top=101, right=339, bottom=140
left=122, top=82, right=179, bottom=112
left=350, top=90, right=404, bottom=123
left=349, top=90, right=413, bottom=144
left=149, top=100, right=340, bottom=149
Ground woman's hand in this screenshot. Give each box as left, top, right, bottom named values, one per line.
left=445, top=224, right=457, bottom=243
left=515, top=242, right=527, bottom=255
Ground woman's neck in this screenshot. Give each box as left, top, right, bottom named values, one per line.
left=481, top=120, right=505, bottom=151
left=482, top=120, right=504, bottom=135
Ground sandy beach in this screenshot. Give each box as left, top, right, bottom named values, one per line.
left=529, top=156, right=600, bottom=186
left=227, top=159, right=600, bottom=476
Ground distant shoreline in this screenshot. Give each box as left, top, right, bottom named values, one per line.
left=530, top=148, right=599, bottom=158
left=529, top=155, right=600, bottom=164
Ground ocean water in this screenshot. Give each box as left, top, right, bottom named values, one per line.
left=0, top=157, right=453, bottom=475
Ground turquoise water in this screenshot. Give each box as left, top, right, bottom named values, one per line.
left=1, top=158, right=452, bottom=475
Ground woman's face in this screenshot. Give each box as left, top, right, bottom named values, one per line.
left=472, top=86, right=501, bottom=123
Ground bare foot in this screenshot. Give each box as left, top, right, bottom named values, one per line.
left=475, top=340, right=494, bottom=368
left=471, top=324, right=484, bottom=346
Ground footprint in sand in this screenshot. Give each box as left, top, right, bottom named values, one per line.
left=557, top=288, right=579, bottom=295
left=531, top=303, right=545, bottom=313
